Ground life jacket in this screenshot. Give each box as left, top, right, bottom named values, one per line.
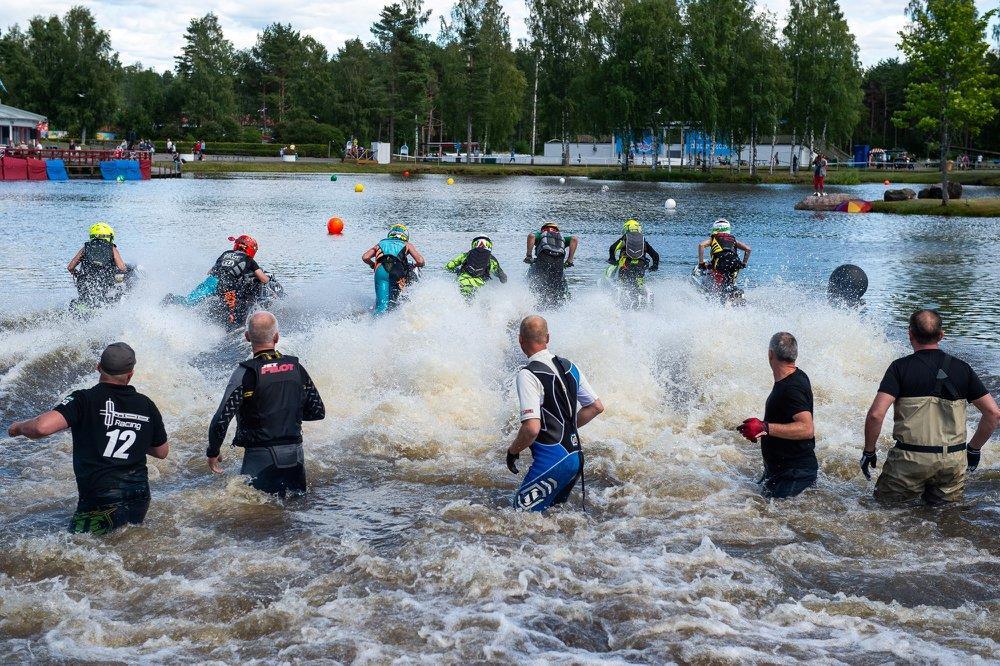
left=710, top=233, right=742, bottom=274
left=618, top=232, right=647, bottom=268
left=80, top=239, right=115, bottom=276
left=212, top=250, right=255, bottom=294
left=235, top=353, right=306, bottom=447
left=535, top=232, right=566, bottom=259
left=460, top=247, right=493, bottom=280
left=525, top=356, right=580, bottom=456
left=375, top=238, right=412, bottom=285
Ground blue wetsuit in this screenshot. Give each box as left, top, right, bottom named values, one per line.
left=515, top=356, right=585, bottom=512
left=373, top=237, right=407, bottom=315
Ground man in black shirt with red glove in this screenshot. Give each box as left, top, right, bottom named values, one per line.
left=7, top=343, right=169, bottom=534
left=737, top=332, right=818, bottom=498
left=207, top=311, right=325, bottom=497
left=862, top=310, right=999, bottom=504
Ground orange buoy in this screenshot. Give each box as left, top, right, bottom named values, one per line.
left=883, top=180, right=890, bottom=186
left=403, top=170, right=410, bottom=178
left=327, top=217, right=344, bottom=235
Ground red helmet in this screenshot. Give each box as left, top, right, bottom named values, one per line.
left=229, top=234, right=258, bottom=258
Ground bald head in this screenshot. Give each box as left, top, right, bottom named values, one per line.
left=909, top=309, right=943, bottom=346
left=519, top=315, right=549, bottom=355
left=246, top=311, right=279, bottom=348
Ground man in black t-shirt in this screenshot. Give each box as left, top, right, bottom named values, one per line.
left=7, top=343, right=170, bottom=534
left=863, top=310, right=999, bottom=504
left=738, top=332, right=818, bottom=498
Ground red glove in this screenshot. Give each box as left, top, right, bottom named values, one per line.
left=737, top=418, right=768, bottom=442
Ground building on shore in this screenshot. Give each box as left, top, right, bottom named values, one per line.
left=0, top=103, right=47, bottom=146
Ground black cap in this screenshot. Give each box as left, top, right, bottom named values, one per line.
left=99, top=342, right=136, bottom=375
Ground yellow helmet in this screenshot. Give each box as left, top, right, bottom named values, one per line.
left=623, top=219, right=642, bottom=233
left=89, top=222, right=114, bottom=242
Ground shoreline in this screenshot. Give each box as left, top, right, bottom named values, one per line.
left=178, top=160, right=1000, bottom=186
left=870, top=198, right=1000, bottom=216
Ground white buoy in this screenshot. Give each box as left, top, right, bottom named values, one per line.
left=559, top=177, right=566, bottom=184
left=664, top=198, right=677, bottom=209
left=601, top=185, right=610, bottom=192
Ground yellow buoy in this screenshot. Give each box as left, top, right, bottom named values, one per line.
left=446, top=178, right=454, bottom=186
left=354, top=183, right=364, bottom=193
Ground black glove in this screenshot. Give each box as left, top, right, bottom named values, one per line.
left=968, top=446, right=981, bottom=472
left=740, top=261, right=748, bottom=269
left=607, top=258, right=616, bottom=265
left=523, top=256, right=533, bottom=264
left=565, top=260, right=574, bottom=268
left=650, top=265, right=658, bottom=272
left=506, top=451, right=520, bottom=474
left=860, top=450, right=877, bottom=479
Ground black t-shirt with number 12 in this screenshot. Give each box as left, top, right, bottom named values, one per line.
left=53, top=382, right=167, bottom=499
left=761, top=368, right=817, bottom=472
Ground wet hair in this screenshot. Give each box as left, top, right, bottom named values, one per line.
left=769, top=332, right=798, bottom=363
left=519, top=315, right=549, bottom=345
left=247, top=311, right=279, bottom=346
left=909, top=309, right=943, bottom=344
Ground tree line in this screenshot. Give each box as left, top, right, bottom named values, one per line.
left=0, top=0, right=996, bottom=166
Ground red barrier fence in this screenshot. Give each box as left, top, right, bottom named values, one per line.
left=0, top=148, right=152, bottom=180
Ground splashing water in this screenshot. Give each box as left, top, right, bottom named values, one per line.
left=1, top=176, right=998, bottom=661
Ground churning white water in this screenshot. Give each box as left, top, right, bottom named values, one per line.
left=1, top=175, right=998, bottom=662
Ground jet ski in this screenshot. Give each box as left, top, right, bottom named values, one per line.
left=691, top=265, right=745, bottom=306
left=600, top=264, right=653, bottom=309
left=69, top=264, right=141, bottom=317
left=162, top=272, right=285, bottom=330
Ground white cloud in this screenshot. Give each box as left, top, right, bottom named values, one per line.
left=0, top=0, right=996, bottom=72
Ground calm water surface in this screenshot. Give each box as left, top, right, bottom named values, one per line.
left=0, top=174, right=998, bottom=662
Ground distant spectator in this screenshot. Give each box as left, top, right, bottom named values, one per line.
left=173, top=151, right=181, bottom=173
left=509, top=148, right=515, bottom=164
left=166, top=139, right=174, bottom=154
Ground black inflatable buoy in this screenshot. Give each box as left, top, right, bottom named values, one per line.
left=828, top=264, right=868, bottom=305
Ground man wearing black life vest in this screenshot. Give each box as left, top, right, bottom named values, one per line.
left=207, top=311, right=326, bottom=497
left=506, top=315, right=604, bottom=512
left=444, top=236, right=508, bottom=299
left=696, top=219, right=751, bottom=292
left=607, top=219, right=659, bottom=307
left=209, top=234, right=271, bottom=328
left=862, top=310, right=999, bottom=504
left=67, top=222, right=132, bottom=308
left=524, top=222, right=579, bottom=308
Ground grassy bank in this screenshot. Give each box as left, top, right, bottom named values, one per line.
left=181, top=159, right=1000, bottom=186
left=182, top=161, right=593, bottom=177
left=871, top=198, right=1000, bottom=217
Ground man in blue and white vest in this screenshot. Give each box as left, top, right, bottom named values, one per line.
left=506, top=315, right=605, bottom=511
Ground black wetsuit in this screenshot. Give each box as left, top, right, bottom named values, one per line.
left=75, top=239, right=121, bottom=306
left=208, top=350, right=325, bottom=497
left=53, top=382, right=167, bottom=534
left=210, top=250, right=262, bottom=327
left=760, top=368, right=818, bottom=498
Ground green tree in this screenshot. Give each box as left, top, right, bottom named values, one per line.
left=0, top=7, right=118, bottom=141
left=330, top=38, right=385, bottom=145
left=370, top=1, right=432, bottom=150
left=603, top=0, right=683, bottom=171
left=117, top=65, right=169, bottom=138
left=526, top=0, right=591, bottom=164
left=895, top=0, right=997, bottom=203
left=174, top=13, right=239, bottom=138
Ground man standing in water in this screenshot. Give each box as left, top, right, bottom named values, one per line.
left=738, top=332, right=818, bottom=498
left=207, top=311, right=326, bottom=497
left=861, top=310, right=999, bottom=504
left=506, top=315, right=604, bottom=511
left=7, top=343, right=170, bottom=534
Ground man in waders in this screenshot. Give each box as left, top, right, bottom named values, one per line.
left=862, top=310, right=999, bottom=504
left=207, top=311, right=326, bottom=497
left=506, top=315, right=604, bottom=512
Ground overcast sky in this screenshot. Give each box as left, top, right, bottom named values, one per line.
left=1, top=0, right=997, bottom=72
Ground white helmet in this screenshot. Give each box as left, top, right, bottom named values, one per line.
left=711, top=219, right=731, bottom=235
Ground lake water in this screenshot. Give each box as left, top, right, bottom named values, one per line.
left=1, top=174, right=998, bottom=662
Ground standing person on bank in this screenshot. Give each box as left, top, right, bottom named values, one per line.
left=812, top=153, right=828, bottom=197
left=207, top=311, right=326, bottom=497
left=7, top=343, right=169, bottom=534
left=506, top=315, right=604, bottom=511
left=738, top=332, right=818, bottom=498
left=861, top=310, right=999, bottom=504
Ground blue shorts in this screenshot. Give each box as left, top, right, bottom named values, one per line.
left=514, top=450, right=581, bottom=512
